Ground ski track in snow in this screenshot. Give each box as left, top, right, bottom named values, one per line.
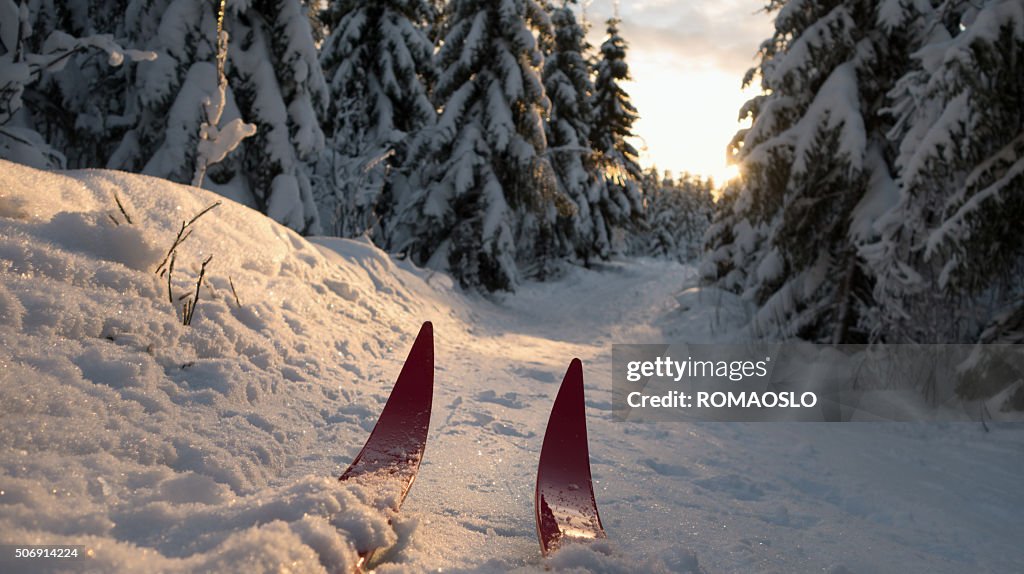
left=0, top=161, right=1022, bottom=573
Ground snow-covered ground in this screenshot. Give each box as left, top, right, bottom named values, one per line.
left=1, top=160, right=1021, bottom=573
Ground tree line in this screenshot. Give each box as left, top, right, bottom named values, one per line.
left=0, top=0, right=712, bottom=291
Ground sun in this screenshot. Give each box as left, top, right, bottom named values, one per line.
left=622, top=52, right=758, bottom=189
left=718, top=163, right=742, bottom=186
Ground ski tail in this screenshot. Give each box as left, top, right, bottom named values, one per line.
left=535, top=358, right=606, bottom=556
left=340, top=321, right=434, bottom=509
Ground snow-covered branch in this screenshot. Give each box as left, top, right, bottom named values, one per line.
left=192, top=3, right=256, bottom=189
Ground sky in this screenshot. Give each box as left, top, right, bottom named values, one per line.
left=579, top=1, right=776, bottom=185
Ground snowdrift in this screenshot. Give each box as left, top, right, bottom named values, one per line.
left=0, top=160, right=465, bottom=572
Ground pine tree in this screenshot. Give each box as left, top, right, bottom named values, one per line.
left=392, top=0, right=557, bottom=291
left=103, top=0, right=327, bottom=234
left=636, top=170, right=714, bottom=262
left=541, top=2, right=599, bottom=264
left=704, top=0, right=932, bottom=342
left=588, top=17, right=643, bottom=256
left=1, top=0, right=154, bottom=169
left=3, top=0, right=248, bottom=185
left=227, top=0, right=329, bottom=234
left=315, top=0, right=436, bottom=239
left=4, top=1, right=326, bottom=234
left=39, top=0, right=129, bottom=168
left=866, top=0, right=1024, bottom=346
left=109, top=0, right=241, bottom=189
left=700, top=178, right=752, bottom=290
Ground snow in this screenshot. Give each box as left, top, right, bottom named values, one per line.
left=790, top=61, right=866, bottom=178
left=196, top=117, right=257, bottom=169
left=754, top=247, right=783, bottom=283
left=2, top=161, right=1023, bottom=572
left=848, top=145, right=899, bottom=243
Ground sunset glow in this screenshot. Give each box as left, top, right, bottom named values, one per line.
left=583, top=0, right=772, bottom=186
left=625, top=63, right=759, bottom=185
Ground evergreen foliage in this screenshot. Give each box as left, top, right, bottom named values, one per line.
left=705, top=0, right=933, bottom=342
left=391, top=0, right=558, bottom=291
left=0, top=0, right=154, bottom=169
left=227, top=0, right=328, bottom=234
left=703, top=0, right=1024, bottom=404
left=315, top=0, right=436, bottom=239
left=633, top=169, right=714, bottom=262
left=4, top=0, right=327, bottom=234
left=866, top=0, right=1024, bottom=346
left=110, top=0, right=232, bottom=188
left=588, top=17, right=643, bottom=256
left=1, top=0, right=662, bottom=291
left=541, top=2, right=600, bottom=264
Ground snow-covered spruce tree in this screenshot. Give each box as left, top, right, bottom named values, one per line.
left=865, top=0, right=1024, bottom=352
left=107, top=0, right=232, bottom=185
left=6, top=0, right=243, bottom=183
left=636, top=170, right=714, bottom=263
left=700, top=177, right=749, bottom=289
left=106, top=0, right=325, bottom=234
left=587, top=17, right=643, bottom=256
left=191, top=5, right=258, bottom=190
left=116, top=0, right=328, bottom=233
left=1, top=0, right=154, bottom=169
left=541, top=1, right=602, bottom=264
left=392, top=0, right=558, bottom=291
left=21, top=0, right=113, bottom=168
left=705, top=0, right=933, bottom=342
left=226, top=0, right=328, bottom=234
left=315, top=0, right=436, bottom=239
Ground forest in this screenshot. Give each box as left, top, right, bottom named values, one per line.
left=2, top=0, right=1023, bottom=358
left=0, top=0, right=714, bottom=291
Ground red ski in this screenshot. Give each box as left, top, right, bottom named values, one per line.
left=534, top=358, right=606, bottom=556
left=340, top=321, right=433, bottom=567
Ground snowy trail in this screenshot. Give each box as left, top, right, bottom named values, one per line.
left=381, top=258, right=1024, bottom=573
left=396, top=260, right=700, bottom=571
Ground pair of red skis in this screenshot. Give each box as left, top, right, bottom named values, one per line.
left=339, top=321, right=605, bottom=568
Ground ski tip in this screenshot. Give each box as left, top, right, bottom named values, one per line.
left=561, top=359, right=583, bottom=391
left=415, top=322, right=433, bottom=356
left=568, top=357, right=582, bottom=373
left=536, top=357, right=606, bottom=556
left=338, top=319, right=435, bottom=491
left=417, top=321, right=433, bottom=343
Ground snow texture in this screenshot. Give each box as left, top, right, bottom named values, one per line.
left=1, top=161, right=1022, bottom=573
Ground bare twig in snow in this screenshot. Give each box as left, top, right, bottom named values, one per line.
left=229, top=276, right=241, bottom=308
left=167, top=253, right=176, bottom=304
left=187, top=201, right=222, bottom=227
left=114, top=193, right=133, bottom=224
left=183, top=255, right=213, bottom=326
left=153, top=201, right=221, bottom=275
